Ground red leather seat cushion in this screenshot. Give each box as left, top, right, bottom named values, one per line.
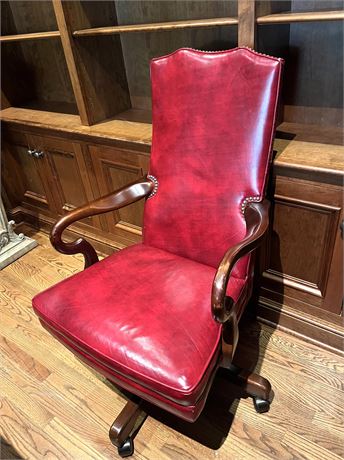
left=32, top=244, right=245, bottom=406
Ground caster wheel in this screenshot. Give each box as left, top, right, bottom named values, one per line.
left=253, top=397, right=270, bottom=414
left=117, top=437, right=134, bottom=458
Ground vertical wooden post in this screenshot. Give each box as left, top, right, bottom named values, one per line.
left=52, top=0, right=131, bottom=127
left=238, top=0, right=257, bottom=49
left=53, top=0, right=91, bottom=125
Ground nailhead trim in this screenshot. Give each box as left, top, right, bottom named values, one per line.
left=241, top=196, right=261, bottom=214
left=147, top=174, right=159, bottom=199
left=182, top=47, right=283, bottom=62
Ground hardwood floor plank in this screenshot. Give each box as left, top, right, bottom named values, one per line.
left=0, top=371, right=53, bottom=428
left=0, top=398, right=77, bottom=460
left=1, top=231, right=344, bottom=460
left=282, top=430, right=343, bottom=460
left=0, top=336, right=51, bottom=382
left=44, top=418, right=110, bottom=460
left=236, top=402, right=344, bottom=457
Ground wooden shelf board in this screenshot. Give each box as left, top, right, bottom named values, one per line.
left=1, top=107, right=343, bottom=174
left=0, top=107, right=152, bottom=146
left=73, top=17, right=238, bottom=37
left=257, top=10, right=344, bottom=24
left=276, top=121, right=343, bottom=146
left=0, top=31, right=60, bottom=43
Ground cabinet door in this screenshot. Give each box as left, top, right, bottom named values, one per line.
left=30, top=134, right=101, bottom=229
left=261, top=174, right=343, bottom=315
left=88, top=144, right=149, bottom=246
left=2, top=130, right=58, bottom=215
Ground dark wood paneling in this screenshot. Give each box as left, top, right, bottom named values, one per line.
left=2, top=131, right=58, bottom=215
left=284, top=0, right=344, bottom=127
left=1, top=39, right=77, bottom=114
left=29, top=134, right=102, bottom=230
left=1, top=1, right=58, bottom=35
left=268, top=196, right=340, bottom=295
left=88, top=144, right=149, bottom=245
left=54, top=0, right=131, bottom=125
left=116, top=0, right=237, bottom=110
left=261, top=172, right=343, bottom=317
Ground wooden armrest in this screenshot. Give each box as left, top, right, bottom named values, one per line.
left=211, top=199, right=270, bottom=324
left=50, top=176, right=154, bottom=269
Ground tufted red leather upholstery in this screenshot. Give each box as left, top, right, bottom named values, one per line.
left=144, top=48, right=283, bottom=278
left=33, top=244, right=246, bottom=420
left=32, top=47, right=283, bottom=424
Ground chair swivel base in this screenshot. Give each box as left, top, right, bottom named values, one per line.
left=109, top=397, right=146, bottom=458
left=108, top=366, right=273, bottom=457
left=226, top=363, right=273, bottom=413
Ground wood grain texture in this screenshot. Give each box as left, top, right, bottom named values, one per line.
left=0, top=31, right=60, bottom=43
left=238, top=0, right=256, bottom=48
left=53, top=0, right=131, bottom=126
left=0, top=107, right=153, bottom=147
left=0, top=227, right=343, bottom=460
left=73, top=16, right=238, bottom=37
left=257, top=9, right=344, bottom=23
left=2, top=107, right=344, bottom=154
left=52, top=0, right=92, bottom=126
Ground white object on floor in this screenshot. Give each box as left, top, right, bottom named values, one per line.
left=0, top=195, right=37, bottom=269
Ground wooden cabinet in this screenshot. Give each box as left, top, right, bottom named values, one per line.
left=2, top=130, right=58, bottom=215
left=2, top=129, right=102, bottom=231
left=30, top=134, right=101, bottom=230
left=258, top=140, right=344, bottom=353
left=88, top=144, right=150, bottom=246
left=265, top=176, right=342, bottom=314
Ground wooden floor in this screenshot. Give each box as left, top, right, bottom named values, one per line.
left=1, top=227, right=343, bottom=460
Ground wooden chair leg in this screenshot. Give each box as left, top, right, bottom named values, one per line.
left=226, top=364, right=273, bottom=413
left=109, top=398, right=146, bottom=458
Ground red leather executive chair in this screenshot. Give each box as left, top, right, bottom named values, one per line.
left=33, top=47, right=283, bottom=457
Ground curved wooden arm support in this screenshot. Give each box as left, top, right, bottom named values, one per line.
left=211, top=199, right=270, bottom=367
left=212, top=199, right=270, bottom=320
left=50, top=176, right=155, bottom=269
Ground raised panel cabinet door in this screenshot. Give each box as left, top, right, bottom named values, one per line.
left=30, top=134, right=101, bottom=230
left=88, top=144, right=149, bottom=246
left=263, top=174, right=343, bottom=315
left=2, top=130, right=58, bottom=215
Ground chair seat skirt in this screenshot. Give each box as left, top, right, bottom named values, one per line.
left=33, top=244, right=246, bottom=421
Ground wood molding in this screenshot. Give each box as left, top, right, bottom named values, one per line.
left=238, top=0, right=256, bottom=48
left=257, top=297, right=344, bottom=357
left=266, top=194, right=340, bottom=298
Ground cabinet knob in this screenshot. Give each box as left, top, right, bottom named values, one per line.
left=33, top=150, right=44, bottom=159
left=27, top=148, right=44, bottom=159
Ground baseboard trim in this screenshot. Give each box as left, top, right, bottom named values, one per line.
left=258, top=297, right=344, bottom=357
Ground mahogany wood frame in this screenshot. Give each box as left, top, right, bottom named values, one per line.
left=50, top=176, right=154, bottom=268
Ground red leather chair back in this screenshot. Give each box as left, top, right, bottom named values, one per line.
left=143, top=48, right=283, bottom=277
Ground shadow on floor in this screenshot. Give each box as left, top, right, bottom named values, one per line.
left=0, top=438, right=22, bottom=460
